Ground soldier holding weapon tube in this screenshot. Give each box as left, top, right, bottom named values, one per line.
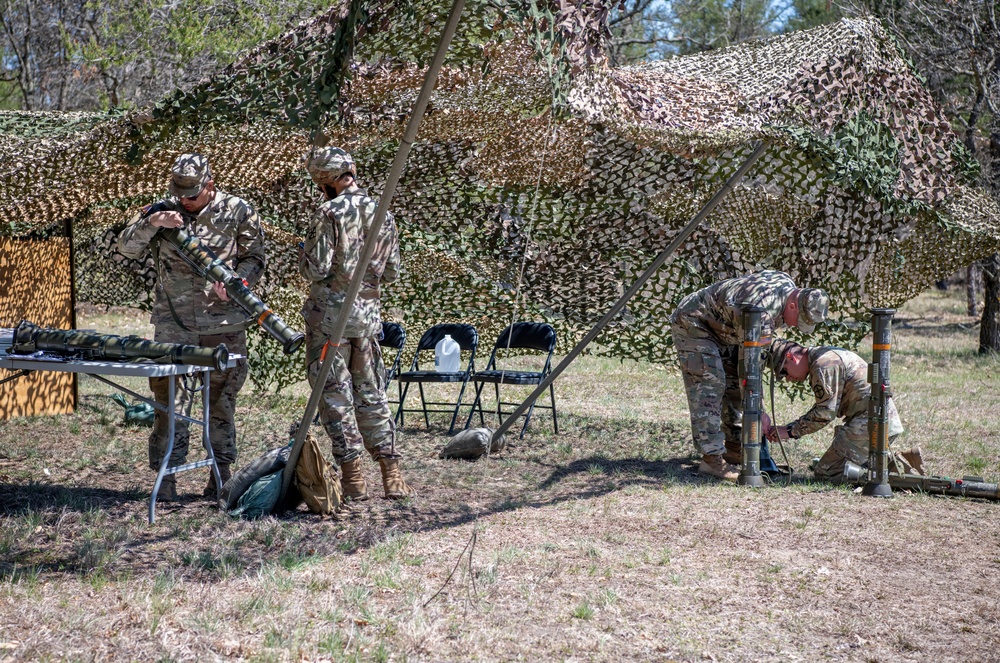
left=118, top=154, right=266, bottom=500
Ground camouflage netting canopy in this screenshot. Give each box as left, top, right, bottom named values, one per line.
left=2, top=1, right=999, bottom=392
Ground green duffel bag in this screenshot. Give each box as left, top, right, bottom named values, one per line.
left=228, top=469, right=284, bottom=519
left=218, top=445, right=290, bottom=512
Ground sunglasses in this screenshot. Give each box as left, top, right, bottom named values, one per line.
left=180, top=188, right=204, bottom=202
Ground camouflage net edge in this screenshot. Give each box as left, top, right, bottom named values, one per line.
left=1, top=7, right=998, bottom=392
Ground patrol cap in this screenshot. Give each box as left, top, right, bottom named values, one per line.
left=766, top=338, right=804, bottom=377
left=305, top=146, right=356, bottom=186
left=796, top=288, right=829, bottom=334
left=168, top=153, right=212, bottom=198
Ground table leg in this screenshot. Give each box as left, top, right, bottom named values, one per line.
left=202, top=368, right=221, bottom=501
left=149, top=376, right=177, bottom=524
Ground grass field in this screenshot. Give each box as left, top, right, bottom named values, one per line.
left=1, top=288, right=999, bottom=661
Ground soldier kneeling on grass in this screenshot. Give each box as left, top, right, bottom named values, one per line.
left=762, top=339, right=925, bottom=482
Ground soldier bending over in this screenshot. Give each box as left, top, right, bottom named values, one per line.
left=669, top=271, right=829, bottom=481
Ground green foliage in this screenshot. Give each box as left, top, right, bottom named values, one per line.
left=783, top=0, right=843, bottom=32
left=671, top=0, right=778, bottom=54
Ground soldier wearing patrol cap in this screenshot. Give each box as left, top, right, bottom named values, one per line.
left=762, top=339, right=924, bottom=481
left=118, top=153, right=265, bottom=500
left=300, top=146, right=414, bottom=501
left=669, top=271, right=829, bottom=481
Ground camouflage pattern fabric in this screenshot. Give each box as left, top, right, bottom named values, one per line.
left=118, top=185, right=261, bottom=471
left=671, top=271, right=810, bottom=455
left=669, top=270, right=798, bottom=348
left=168, top=153, right=213, bottom=198
left=299, top=185, right=400, bottom=338
left=672, top=336, right=742, bottom=455
left=147, top=323, right=248, bottom=470
left=118, top=191, right=266, bottom=331
left=305, top=147, right=356, bottom=186
left=786, top=347, right=905, bottom=481
left=2, top=10, right=1000, bottom=393
left=304, top=329, right=397, bottom=463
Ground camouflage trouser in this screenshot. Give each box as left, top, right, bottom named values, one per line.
left=305, top=329, right=397, bottom=464
left=147, top=321, right=247, bottom=471
left=813, top=399, right=905, bottom=482
left=671, top=324, right=742, bottom=456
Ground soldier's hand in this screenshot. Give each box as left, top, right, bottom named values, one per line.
left=212, top=281, right=230, bottom=301
left=149, top=211, right=184, bottom=229
left=761, top=412, right=772, bottom=432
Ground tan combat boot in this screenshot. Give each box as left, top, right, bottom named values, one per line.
left=378, top=458, right=416, bottom=499
left=156, top=475, right=178, bottom=502
left=699, top=454, right=739, bottom=482
left=203, top=464, right=231, bottom=497
left=722, top=440, right=743, bottom=467
left=900, top=447, right=925, bottom=475
left=340, top=458, right=370, bottom=501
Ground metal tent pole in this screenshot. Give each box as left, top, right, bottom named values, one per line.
left=491, top=142, right=769, bottom=444
left=280, top=0, right=468, bottom=503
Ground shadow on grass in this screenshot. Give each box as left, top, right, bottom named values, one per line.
left=893, top=319, right=979, bottom=336
left=0, top=480, right=145, bottom=516
left=0, top=412, right=830, bottom=582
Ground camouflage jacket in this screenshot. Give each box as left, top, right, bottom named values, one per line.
left=299, top=185, right=400, bottom=338
left=786, top=348, right=872, bottom=438
left=670, top=270, right=797, bottom=348
left=117, top=192, right=265, bottom=331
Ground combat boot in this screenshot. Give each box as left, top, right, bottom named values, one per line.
left=203, top=464, right=231, bottom=497
left=699, top=454, right=739, bottom=482
left=723, top=440, right=742, bottom=466
left=340, top=458, right=370, bottom=501
left=378, top=458, right=416, bottom=499
left=156, top=475, right=178, bottom=502
left=900, top=447, right=925, bottom=475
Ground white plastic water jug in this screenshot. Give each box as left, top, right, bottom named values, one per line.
left=434, top=334, right=461, bottom=373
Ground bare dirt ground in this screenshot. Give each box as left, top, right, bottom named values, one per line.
left=1, top=289, right=999, bottom=662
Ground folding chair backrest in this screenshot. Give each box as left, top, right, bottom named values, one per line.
left=416, top=323, right=478, bottom=353
left=380, top=322, right=406, bottom=382
left=494, top=322, right=556, bottom=353
left=380, top=322, right=406, bottom=350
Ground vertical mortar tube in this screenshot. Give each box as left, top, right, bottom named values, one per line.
left=862, top=308, right=895, bottom=498
left=738, top=306, right=766, bottom=487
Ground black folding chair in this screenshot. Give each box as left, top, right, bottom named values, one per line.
left=394, top=323, right=478, bottom=434
left=379, top=322, right=406, bottom=384
left=464, top=322, right=558, bottom=439
left=379, top=322, right=406, bottom=410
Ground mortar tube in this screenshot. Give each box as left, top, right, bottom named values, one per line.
left=862, top=308, right=895, bottom=498
left=738, top=306, right=766, bottom=487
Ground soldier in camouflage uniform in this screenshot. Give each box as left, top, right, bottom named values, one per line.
left=118, top=154, right=264, bottom=501
left=669, top=271, right=829, bottom=481
left=763, top=339, right=924, bottom=481
left=300, top=146, right=414, bottom=500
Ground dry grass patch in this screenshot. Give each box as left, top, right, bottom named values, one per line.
left=1, top=289, right=999, bottom=660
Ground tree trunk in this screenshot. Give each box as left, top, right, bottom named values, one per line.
left=980, top=253, right=1000, bottom=353
left=967, top=262, right=981, bottom=317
